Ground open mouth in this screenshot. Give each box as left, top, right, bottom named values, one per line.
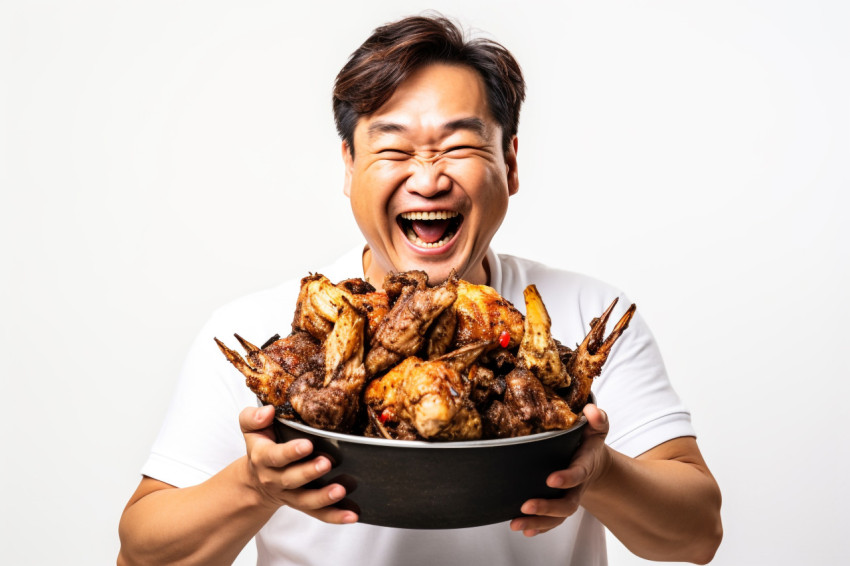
left=397, top=211, right=463, bottom=249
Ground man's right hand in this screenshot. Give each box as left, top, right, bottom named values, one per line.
left=240, top=405, right=359, bottom=524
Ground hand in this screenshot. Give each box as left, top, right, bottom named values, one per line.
left=239, top=405, right=358, bottom=524
left=510, top=404, right=611, bottom=537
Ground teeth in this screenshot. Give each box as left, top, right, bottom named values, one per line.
left=405, top=226, right=453, bottom=248
left=400, top=211, right=458, bottom=221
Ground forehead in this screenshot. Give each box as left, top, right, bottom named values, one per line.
left=353, top=63, right=496, bottom=144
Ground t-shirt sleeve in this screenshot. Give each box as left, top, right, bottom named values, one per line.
left=140, top=312, right=259, bottom=488
left=591, top=292, right=696, bottom=458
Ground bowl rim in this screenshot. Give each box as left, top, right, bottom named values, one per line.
left=273, top=392, right=593, bottom=449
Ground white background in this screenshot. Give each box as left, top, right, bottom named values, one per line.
left=1, top=1, right=848, bottom=564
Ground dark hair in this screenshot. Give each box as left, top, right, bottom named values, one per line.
left=332, top=14, right=526, bottom=155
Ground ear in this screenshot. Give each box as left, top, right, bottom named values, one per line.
left=342, top=141, right=354, bottom=197
left=506, top=136, right=519, bottom=196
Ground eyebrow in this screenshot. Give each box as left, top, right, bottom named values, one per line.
left=366, top=117, right=489, bottom=140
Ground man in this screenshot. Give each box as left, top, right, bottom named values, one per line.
left=118, top=15, right=722, bottom=565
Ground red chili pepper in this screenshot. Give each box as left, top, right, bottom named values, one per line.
left=379, top=409, right=394, bottom=423
left=499, top=331, right=510, bottom=348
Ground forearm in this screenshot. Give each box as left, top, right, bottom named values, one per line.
left=118, top=456, right=276, bottom=566
left=582, top=440, right=722, bottom=564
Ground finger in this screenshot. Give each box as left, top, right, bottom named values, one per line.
left=509, top=515, right=565, bottom=536
left=282, top=482, right=349, bottom=511
left=544, top=406, right=610, bottom=490
left=240, top=405, right=276, bottom=436
left=582, top=404, right=609, bottom=437
left=253, top=452, right=330, bottom=495
left=520, top=491, right=581, bottom=519
left=279, top=455, right=335, bottom=490
left=546, top=438, right=604, bottom=489
left=258, top=438, right=314, bottom=469
left=302, top=504, right=359, bottom=525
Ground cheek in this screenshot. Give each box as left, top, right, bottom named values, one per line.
left=349, top=168, right=397, bottom=227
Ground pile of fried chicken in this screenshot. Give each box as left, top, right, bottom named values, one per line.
left=215, top=271, right=635, bottom=441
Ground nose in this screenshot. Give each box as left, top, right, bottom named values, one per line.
left=405, top=159, right=451, bottom=197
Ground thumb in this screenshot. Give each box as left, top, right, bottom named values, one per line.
left=582, top=403, right=609, bottom=438
left=240, top=404, right=276, bottom=435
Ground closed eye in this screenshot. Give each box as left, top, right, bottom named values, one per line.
left=441, top=146, right=476, bottom=156
left=377, top=149, right=411, bottom=160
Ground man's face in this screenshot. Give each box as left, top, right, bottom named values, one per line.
left=343, top=63, right=519, bottom=287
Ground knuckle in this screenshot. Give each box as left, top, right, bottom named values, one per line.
left=249, top=448, right=264, bottom=468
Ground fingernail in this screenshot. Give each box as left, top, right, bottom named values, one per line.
left=548, top=475, right=565, bottom=488
left=524, top=529, right=539, bottom=537
left=511, top=521, right=524, bottom=532
left=329, top=485, right=345, bottom=501
left=315, top=458, right=331, bottom=473
left=294, top=440, right=310, bottom=456
left=521, top=502, right=536, bottom=515
left=342, top=513, right=358, bottom=524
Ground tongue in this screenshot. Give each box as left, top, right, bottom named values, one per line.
left=411, top=219, right=451, bottom=244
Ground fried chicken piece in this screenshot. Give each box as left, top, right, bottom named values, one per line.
left=364, top=274, right=458, bottom=376
left=483, top=366, right=578, bottom=438
left=382, top=270, right=428, bottom=299
left=288, top=297, right=368, bottom=432
left=215, top=334, right=300, bottom=416
left=364, top=405, right=420, bottom=440
left=263, top=331, right=323, bottom=377
left=563, top=298, right=636, bottom=412
left=363, top=341, right=491, bottom=440
left=291, top=273, right=390, bottom=345
left=291, top=274, right=349, bottom=341
left=467, top=364, right=506, bottom=406
left=423, top=304, right=457, bottom=359
left=517, top=284, right=570, bottom=389
left=336, top=278, right=390, bottom=341
left=453, top=280, right=525, bottom=349
left=483, top=400, right=533, bottom=438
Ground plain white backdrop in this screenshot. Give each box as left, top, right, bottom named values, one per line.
left=1, top=1, right=848, bottom=564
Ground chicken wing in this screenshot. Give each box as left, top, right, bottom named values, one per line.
left=563, top=298, right=636, bottom=411
left=453, top=280, right=525, bottom=348
left=364, top=341, right=491, bottom=440
left=288, top=296, right=368, bottom=432
left=483, top=366, right=578, bottom=438
left=214, top=334, right=301, bottom=416
left=517, top=284, right=570, bottom=389
left=364, top=274, right=458, bottom=376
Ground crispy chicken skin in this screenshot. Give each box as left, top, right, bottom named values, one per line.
left=453, top=280, right=525, bottom=348
left=335, top=278, right=390, bottom=341
left=364, top=274, right=458, bottom=376
left=292, top=274, right=347, bottom=341
left=263, top=331, right=323, bottom=377
left=217, top=270, right=636, bottom=440
left=482, top=367, right=577, bottom=437
left=364, top=342, right=490, bottom=440
left=517, top=284, right=570, bottom=389
left=214, top=334, right=300, bottom=416
left=292, top=274, right=390, bottom=343
left=289, top=297, right=368, bottom=432
left=564, top=297, right=636, bottom=412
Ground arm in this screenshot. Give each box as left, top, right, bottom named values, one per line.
left=117, top=405, right=358, bottom=566
left=510, top=405, right=722, bottom=564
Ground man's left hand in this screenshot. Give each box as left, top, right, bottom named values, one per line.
left=509, top=404, right=611, bottom=537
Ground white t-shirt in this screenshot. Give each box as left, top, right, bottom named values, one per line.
left=142, top=246, right=695, bottom=566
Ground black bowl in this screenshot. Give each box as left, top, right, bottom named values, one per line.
left=273, top=395, right=591, bottom=530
